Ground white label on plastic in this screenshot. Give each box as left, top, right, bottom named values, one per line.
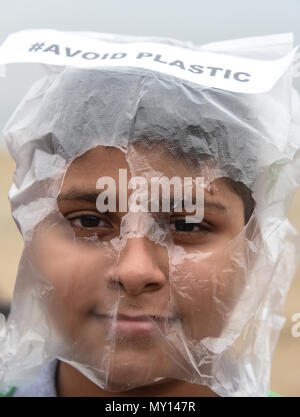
left=0, top=29, right=296, bottom=93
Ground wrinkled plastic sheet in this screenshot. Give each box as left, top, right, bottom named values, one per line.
left=0, top=30, right=300, bottom=397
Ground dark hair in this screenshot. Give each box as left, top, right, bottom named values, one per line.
left=222, top=178, right=255, bottom=224
left=133, top=125, right=256, bottom=225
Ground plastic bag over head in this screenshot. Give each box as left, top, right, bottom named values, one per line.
left=0, top=30, right=300, bottom=396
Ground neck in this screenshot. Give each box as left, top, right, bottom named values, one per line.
left=57, top=361, right=218, bottom=397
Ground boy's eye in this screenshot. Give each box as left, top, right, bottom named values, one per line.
left=170, top=220, right=211, bottom=233
left=67, top=214, right=112, bottom=229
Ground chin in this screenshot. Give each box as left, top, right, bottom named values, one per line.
left=106, top=361, right=169, bottom=392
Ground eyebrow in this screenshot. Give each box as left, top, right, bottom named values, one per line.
left=57, top=189, right=227, bottom=212
left=204, top=201, right=227, bottom=211
left=57, top=190, right=99, bottom=203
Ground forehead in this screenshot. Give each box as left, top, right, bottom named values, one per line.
left=60, top=145, right=243, bottom=208
left=64, top=144, right=214, bottom=182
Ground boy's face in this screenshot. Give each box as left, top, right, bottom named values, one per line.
left=31, top=145, right=246, bottom=390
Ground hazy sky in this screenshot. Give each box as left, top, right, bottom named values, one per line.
left=0, top=0, right=300, bottom=142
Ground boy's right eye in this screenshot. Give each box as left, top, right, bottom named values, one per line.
left=66, top=212, right=113, bottom=230
left=70, top=215, right=108, bottom=229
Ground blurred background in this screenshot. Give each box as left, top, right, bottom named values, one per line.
left=0, top=0, right=299, bottom=396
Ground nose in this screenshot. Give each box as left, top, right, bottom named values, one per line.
left=108, top=237, right=168, bottom=296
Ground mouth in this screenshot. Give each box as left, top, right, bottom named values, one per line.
left=92, top=312, right=180, bottom=337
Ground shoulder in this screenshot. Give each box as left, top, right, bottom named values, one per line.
left=11, top=359, right=58, bottom=397
left=0, top=387, right=17, bottom=397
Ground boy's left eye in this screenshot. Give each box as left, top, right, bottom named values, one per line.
left=170, top=220, right=211, bottom=233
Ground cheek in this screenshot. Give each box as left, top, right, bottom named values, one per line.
left=31, top=228, right=117, bottom=316
left=170, top=243, right=246, bottom=339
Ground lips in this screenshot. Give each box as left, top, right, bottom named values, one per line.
left=92, top=312, right=179, bottom=337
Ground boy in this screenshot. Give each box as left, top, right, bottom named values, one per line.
left=0, top=32, right=299, bottom=397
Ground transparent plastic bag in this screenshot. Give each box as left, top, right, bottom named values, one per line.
left=0, top=30, right=299, bottom=397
